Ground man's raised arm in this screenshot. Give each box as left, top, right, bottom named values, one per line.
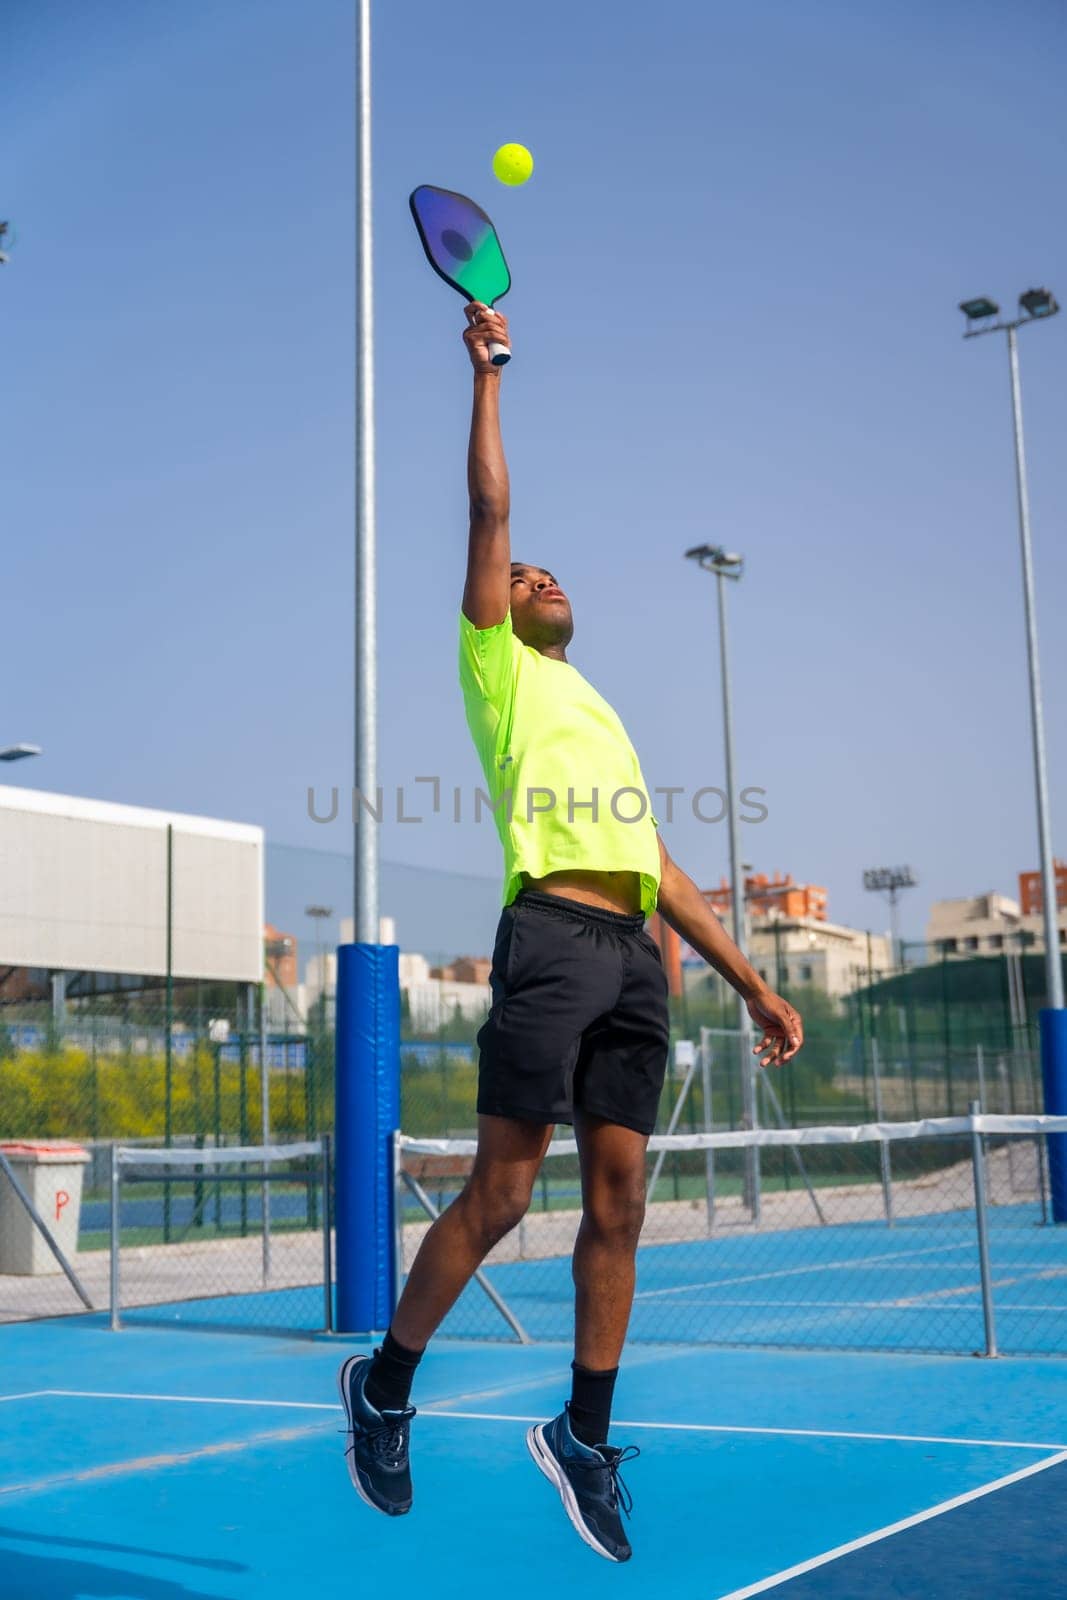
left=461, top=302, right=512, bottom=628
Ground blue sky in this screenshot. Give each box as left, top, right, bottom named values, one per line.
left=4, top=0, right=1066, bottom=946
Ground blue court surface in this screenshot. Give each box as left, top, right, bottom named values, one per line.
left=2, top=1319, right=1065, bottom=1598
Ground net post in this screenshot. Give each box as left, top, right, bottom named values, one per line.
left=335, top=941, right=400, bottom=1333
left=1039, top=1008, right=1067, bottom=1223
left=975, top=1043, right=986, bottom=1110
left=321, top=1133, right=333, bottom=1333
left=872, top=1039, right=895, bottom=1226
left=647, top=1040, right=697, bottom=1207
left=969, top=1099, right=998, bottom=1357
left=700, top=1027, right=715, bottom=1232
left=259, top=983, right=271, bottom=1287
left=392, top=1129, right=404, bottom=1312
left=109, top=1142, right=121, bottom=1332
left=1036, top=1127, right=1050, bottom=1225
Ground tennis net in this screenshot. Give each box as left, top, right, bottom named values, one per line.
left=108, top=1138, right=332, bottom=1333
left=397, top=1112, right=1067, bottom=1357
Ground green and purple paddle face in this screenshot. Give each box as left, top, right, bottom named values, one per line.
left=409, top=185, right=512, bottom=364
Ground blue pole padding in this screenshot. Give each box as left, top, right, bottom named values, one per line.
left=335, top=942, right=400, bottom=1332
left=1039, top=1008, right=1067, bottom=1224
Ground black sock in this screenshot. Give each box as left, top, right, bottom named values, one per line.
left=364, top=1330, right=423, bottom=1413
left=568, top=1362, right=619, bottom=1448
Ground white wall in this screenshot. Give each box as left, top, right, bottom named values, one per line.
left=0, top=785, right=263, bottom=982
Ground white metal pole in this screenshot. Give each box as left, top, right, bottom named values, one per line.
left=700, top=1027, right=715, bottom=1230
left=976, top=1042, right=987, bottom=1112
left=716, top=570, right=760, bottom=1222
left=871, top=1038, right=894, bottom=1225
left=1007, top=325, right=1063, bottom=1011
left=355, top=0, right=379, bottom=943
left=969, top=1100, right=998, bottom=1357
left=109, top=1144, right=121, bottom=1331
left=259, top=982, right=271, bottom=1284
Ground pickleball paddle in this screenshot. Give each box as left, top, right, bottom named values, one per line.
left=409, top=185, right=512, bottom=365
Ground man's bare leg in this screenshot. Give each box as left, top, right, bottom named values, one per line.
left=389, top=1113, right=554, bottom=1351
left=569, top=1111, right=648, bottom=1444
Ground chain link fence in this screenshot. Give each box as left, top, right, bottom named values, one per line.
left=1, top=957, right=1062, bottom=1347
left=399, top=1113, right=1067, bottom=1356
left=0, top=985, right=334, bottom=1330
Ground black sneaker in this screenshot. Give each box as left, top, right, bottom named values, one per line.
left=337, top=1353, right=415, bottom=1516
left=527, top=1405, right=639, bottom=1562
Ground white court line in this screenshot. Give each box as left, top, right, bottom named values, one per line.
left=45, top=1389, right=338, bottom=1412
left=713, top=1448, right=1067, bottom=1599
left=406, top=1409, right=1067, bottom=1454
left=0, top=1392, right=49, bottom=1405
left=634, top=1241, right=973, bottom=1299
left=632, top=1298, right=987, bottom=1311
left=33, top=1392, right=1067, bottom=1453
left=641, top=1297, right=1067, bottom=1313
left=896, top=1266, right=1067, bottom=1306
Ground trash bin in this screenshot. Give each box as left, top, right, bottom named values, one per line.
left=0, top=1141, right=90, bottom=1275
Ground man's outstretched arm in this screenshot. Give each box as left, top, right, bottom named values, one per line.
left=461, top=302, right=512, bottom=628
left=656, top=835, right=804, bottom=1067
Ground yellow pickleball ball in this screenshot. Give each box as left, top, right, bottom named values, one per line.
left=492, top=143, right=534, bottom=186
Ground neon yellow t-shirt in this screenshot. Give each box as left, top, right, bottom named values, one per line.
left=458, top=610, right=661, bottom=916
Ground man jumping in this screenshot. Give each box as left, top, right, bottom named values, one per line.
left=339, top=302, right=803, bottom=1563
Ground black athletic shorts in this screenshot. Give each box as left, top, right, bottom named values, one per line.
left=475, top=889, right=671, bottom=1137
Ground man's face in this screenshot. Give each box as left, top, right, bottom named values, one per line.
left=509, top=563, right=574, bottom=650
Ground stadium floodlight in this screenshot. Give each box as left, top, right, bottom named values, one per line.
left=863, top=866, right=917, bottom=968
left=685, top=544, right=744, bottom=578
left=305, top=904, right=335, bottom=1024
left=959, top=296, right=999, bottom=322
left=863, top=866, right=917, bottom=895
left=1019, top=287, right=1058, bottom=319
left=0, top=743, right=42, bottom=762
left=960, top=287, right=1060, bottom=339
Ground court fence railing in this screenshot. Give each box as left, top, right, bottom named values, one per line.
left=3, top=1111, right=1066, bottom=1357
left=396, top=1109, right=1067, bottom=1359
left=107, top=1137, right=333, bottom=1333
left=0, top=1135, right=333, bottom=1334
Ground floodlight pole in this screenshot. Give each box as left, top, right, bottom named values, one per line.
left=961, top=298, right=1062, bottom=1012
left=355, top=0, right=379, bottom=943
left=961, top=290, right=1066, bottom=1220
left=1005, top=325, right=1062, bottom=1013
left=685, top=545, right=759, bottom=1222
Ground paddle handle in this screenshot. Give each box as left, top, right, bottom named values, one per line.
left=488, top=339, right=511, bottom=367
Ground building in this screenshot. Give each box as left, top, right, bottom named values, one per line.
left=745, top=917, right=892, bottom=997
left=649, top=871, right=890, bottom=1001
left=927, top=883, right=1066, bottom=957
left=399, top=951, right=489, bottom=1033
left=263, top=924, right=298, bottom=990
left=1018, top=860, right=1067, bottom=917
left=431, top=956, right=492, bottom=985
left=704, top=871, right=828, bottom=924
left=927, top=892, right=1023, bottom=955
